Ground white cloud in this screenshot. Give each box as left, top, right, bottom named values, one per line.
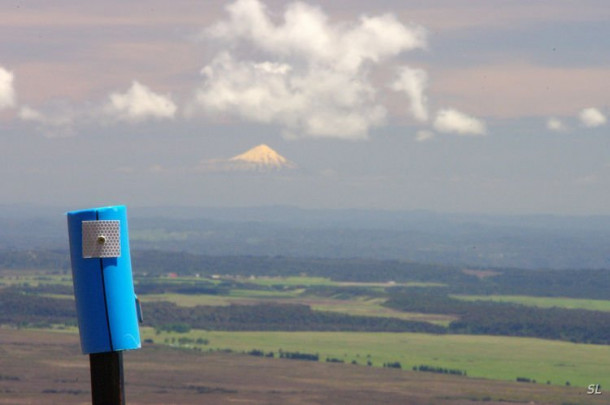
left=194, top=0, right=426, bottom=140
left=207, top=0, right=426, bottom=73
left=148, top=164, right=166, bottom=173
left=196, top=53, right=386, bottom=139
left=18, top=106, right=43, bottom=122
left=433, top=108, right=486, bottom=136
left=546, top=117, right=567, bottom=132
left=0, top=66, right=16, bottom=109
left=579, top=107, right=606, bottom=128
left=106, top=81, right=177, bottom=123
left=18, top=104, right=79, bottom=137
left=415, top=130, right=435, bottom=142
left=391, top=66, right=429, bottom=122
left=19, top=81, right=177, bottom=136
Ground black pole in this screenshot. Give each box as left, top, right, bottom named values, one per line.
left=90, top=351, right=125, bottom=405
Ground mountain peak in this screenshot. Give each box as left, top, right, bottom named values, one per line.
left=229, top=144, right=296, bottom=170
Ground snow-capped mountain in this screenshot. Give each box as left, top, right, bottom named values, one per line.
left=228, top=144, right=296, bottom=171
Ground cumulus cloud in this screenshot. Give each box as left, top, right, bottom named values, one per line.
left=391, top=66, right=428, bottom=122
left=18, top=104, right=80, bottom=137
left=579, top=107, right=606, bottom=128
left=0, top=66, right=16, bottom=109
left=415, top=130, right=435, bottom=142
left=433, top=108, right=486, bottom=136
left=196, top=53, right=385, bottom=139
left=546, top=117, right=567, bottom=132
left=194, top=0, right=426, bottom=139
left=105, top=81, right=177, bottom=122
left=18, top=106, right=42, bottom=121
left=19, top=81, right=177, bottom=136
left=207, top=0, right=426, bottom=73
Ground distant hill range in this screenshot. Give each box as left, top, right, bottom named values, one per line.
left=1, top=204, right=610, bottom=270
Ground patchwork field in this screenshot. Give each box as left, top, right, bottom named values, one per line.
left=140, top=291, right=457, bottom=325
left=2, top=263, right=610, bottom=404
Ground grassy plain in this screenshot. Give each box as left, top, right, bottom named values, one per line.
left=3, top=328, right=605, bottom=405
left=453, top=295, right=610, bottom=312
left=143, top=328, right=609, bottom=388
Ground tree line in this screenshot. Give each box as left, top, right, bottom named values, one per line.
left=2, top=248, right=608, bottom=299
left=3, top=285, right=610, bottom=344
left=0, top=288, right=443, bottom=333
left=141, top=301, right=446, bottom=333
left=384, top=289, right=610, bottom=344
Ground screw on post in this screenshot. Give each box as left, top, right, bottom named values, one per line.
left=67, top=205, right=142, bottom=405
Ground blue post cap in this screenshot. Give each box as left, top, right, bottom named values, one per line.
left=67, top=205, right=141, bottom=354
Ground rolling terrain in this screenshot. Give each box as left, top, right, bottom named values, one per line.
left=1, top=209, right=609, bottom=404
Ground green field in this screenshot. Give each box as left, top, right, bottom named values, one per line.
left=244, top=276, right=446, bottom=288
left=0, top=273, right=72, bottom=287
left=308, top=297, right=456, bottom=326
left=453, top=295, right=610, bottom=312
left=142, top=327, right=609, bottom=388
left=245, top=276, right=336, bottom=286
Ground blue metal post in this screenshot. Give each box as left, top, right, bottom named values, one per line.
left=67, top=205, right=141, bottom=405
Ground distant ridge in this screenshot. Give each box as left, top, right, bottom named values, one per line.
left=229, top=144, right=296, bottom=171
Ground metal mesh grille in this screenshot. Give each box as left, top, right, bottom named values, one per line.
left=82, top=220, right=121, bottom=258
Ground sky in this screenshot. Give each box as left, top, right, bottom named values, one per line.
left=1, top=0, right=609, bottom=214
